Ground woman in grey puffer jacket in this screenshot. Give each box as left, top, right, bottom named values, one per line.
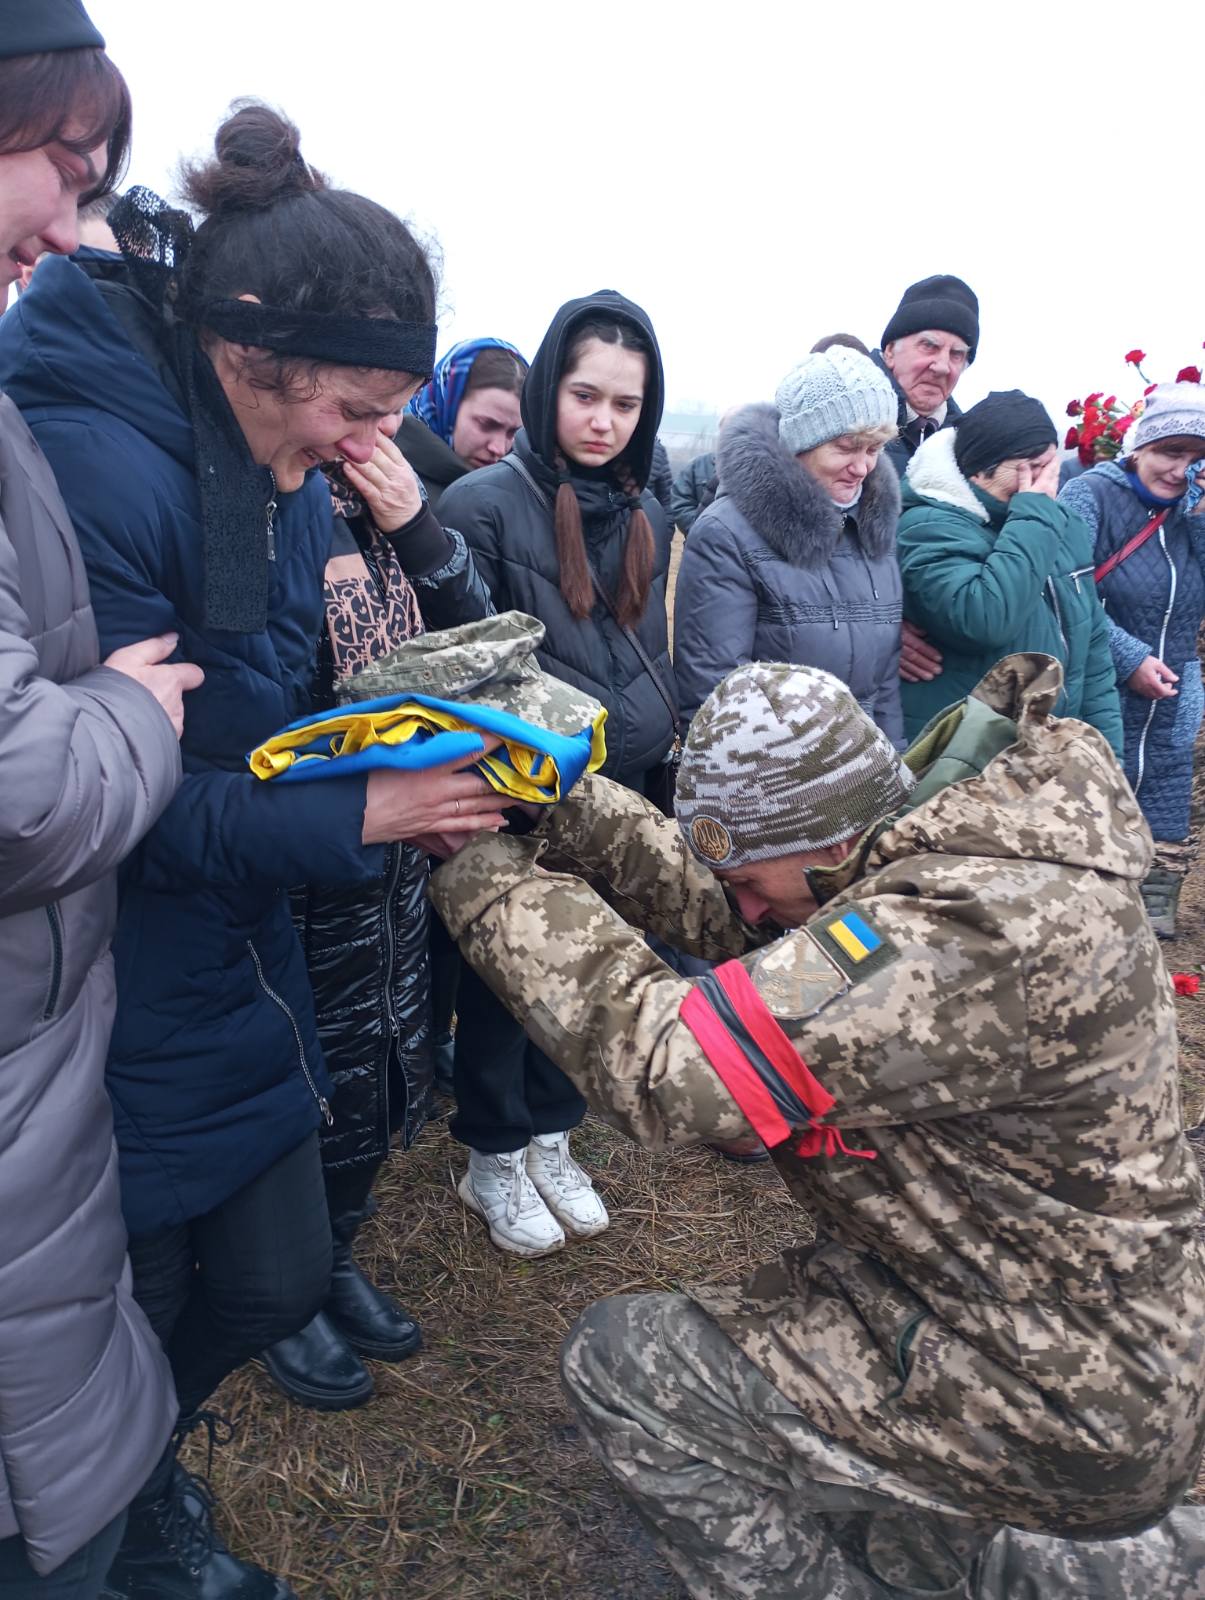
left=0, top=7, right=198, bottom=1591
left=674, top=347, right=904, bottom=739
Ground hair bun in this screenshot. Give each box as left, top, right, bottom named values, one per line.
left=182, top=100, right=326, bottom=217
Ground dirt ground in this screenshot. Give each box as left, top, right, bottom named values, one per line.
left=191, top=1123, right=804, bottom=1598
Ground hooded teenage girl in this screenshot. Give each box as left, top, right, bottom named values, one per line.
left=436, top=290, right=675, bottom=1257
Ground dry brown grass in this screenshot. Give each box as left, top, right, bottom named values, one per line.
left=186, top=1118, right=804, bottom=1598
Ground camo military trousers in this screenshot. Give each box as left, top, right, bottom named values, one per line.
left=562, top=1292, right=1205, bottom=1599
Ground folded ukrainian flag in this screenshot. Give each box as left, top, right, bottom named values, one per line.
left=247, top=691, right=607, bottom=804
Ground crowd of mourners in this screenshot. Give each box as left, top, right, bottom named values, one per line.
left=5, top=5, right=1205, bottom=1599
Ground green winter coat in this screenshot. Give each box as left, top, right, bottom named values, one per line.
left=897, top=430, right=1124, bottom=754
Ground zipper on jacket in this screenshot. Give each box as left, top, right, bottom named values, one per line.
left=381, top=846, right=402, bottom=1040
left=246, top=938, right=333, bottom=1125
left=43, top=903, right=63, bottom=1021
left=266, top=471, right=278, bottom=562
left=379, top=845, right=412, bottom=1136
left=1135, top=528, right=1177, bottom=796
left=1044, top=579, right=1069, bottom=657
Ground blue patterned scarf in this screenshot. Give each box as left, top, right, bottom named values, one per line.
left=407, top=337, right=525, bottom=446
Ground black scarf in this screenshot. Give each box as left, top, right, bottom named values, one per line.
left=170, top=326, right=276, bottom=633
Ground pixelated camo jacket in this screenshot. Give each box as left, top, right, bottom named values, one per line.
left=430, top=653, right=1205, bottom=1538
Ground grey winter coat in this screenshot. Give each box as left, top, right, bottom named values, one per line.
left=673, top=403, right=905, bottom=740
left=0, top=395, right=179, bottom=1574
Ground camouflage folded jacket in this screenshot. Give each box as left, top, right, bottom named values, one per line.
left=247, top=611, right=607, bottom=803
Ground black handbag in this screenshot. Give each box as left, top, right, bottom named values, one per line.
left=502, top=453, right=683, bottom=814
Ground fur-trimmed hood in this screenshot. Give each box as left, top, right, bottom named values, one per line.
left=902, top=427, right=988, bottom=522
left=717, top=402, right=901, bottom=566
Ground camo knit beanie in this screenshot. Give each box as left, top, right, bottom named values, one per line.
left=675, top=662, right=913, bottom=869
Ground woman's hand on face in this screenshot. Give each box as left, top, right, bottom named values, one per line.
left=898, top=619, right=943, bottom=683
left=1028, top=452, right=1061, bottom=499
left=361, top=741, right=509, bottom=845
left=1127, top=655, right=1180, bottom=700
left=341, top=430, right=424, bottom=533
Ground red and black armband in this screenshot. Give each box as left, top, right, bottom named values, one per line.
left=680, top=960, right=875, bottom=1161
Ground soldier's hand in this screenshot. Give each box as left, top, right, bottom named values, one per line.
left=1127, top=655, right=1179, bottom=699
left=899, top=619, right=943, bottom=682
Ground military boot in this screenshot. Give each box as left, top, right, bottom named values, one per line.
left=1141, top=866, right=1182, bottom=939
left=103, top=1459, right=296, bottom=1599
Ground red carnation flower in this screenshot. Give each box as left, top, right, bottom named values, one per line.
left=1177, top=366, right=1202, bottom=384
left=1065, top=426, right=1080, bottom=448
left=1173, top=973, right=1200, bottom=997
left=1125, top=349, right=1146, bottom=366
left=1144, top=384, right=1158, bottom=396
left=1085, top=391, right=1104, bottom=404
left=1066, top=400, right=1082, bottom=417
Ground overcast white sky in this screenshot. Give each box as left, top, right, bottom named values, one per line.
left=98, top=0, right=1200, bottom=429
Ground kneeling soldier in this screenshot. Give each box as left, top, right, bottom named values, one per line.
left=430, top=654, right=1205, bottom=1597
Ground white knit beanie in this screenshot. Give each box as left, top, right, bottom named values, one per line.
left=776, top=347, right=898, bottom=456
left=1132, top=382, right=1205, bottom=452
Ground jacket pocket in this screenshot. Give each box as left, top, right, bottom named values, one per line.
left=43, top=903, right=63, bottom=1021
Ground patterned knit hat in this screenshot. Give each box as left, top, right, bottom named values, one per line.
left=1131, top=382, right=1205, bottom=451
left=775, top=347, right=898, bottom=456
left=675, top=662, right=913, bottom=869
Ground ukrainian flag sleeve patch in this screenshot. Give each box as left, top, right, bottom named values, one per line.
left=808, top=905, right=895, bottom=982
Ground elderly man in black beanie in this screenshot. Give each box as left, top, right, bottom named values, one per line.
left=872, top=273, right=979, bottom=478
left=872, top=273, right=980, bottom=684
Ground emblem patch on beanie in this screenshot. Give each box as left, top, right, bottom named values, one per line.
left=690, top=815, right=733, bottom=863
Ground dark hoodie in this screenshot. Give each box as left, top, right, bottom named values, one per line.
left=437, top=290, right=677, bottom=788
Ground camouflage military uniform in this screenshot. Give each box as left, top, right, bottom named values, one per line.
left=430, top=656, right=1205, bottom=1596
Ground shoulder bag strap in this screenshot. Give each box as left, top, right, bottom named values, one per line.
left=589, top=569, right=681, bottom=740
left=1094, top=508, right=1169, bottom=584
left=501, top=450, right=553, bottom=509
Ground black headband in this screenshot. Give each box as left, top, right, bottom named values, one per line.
left=195, top=299, right=437, bottom=377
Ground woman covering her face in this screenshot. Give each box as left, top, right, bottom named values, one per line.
left=0, top=98, right=505, bottom=1599
left=897, top=388, right=1124, bottom=757
left=435, top=290, right=677, bottom=1260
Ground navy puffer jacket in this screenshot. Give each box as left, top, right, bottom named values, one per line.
left=1060, top=461, right=1205, bottom=840
left=0, top=255, right=385, bottom=1233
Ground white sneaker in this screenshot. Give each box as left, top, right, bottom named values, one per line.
left=458, top=1148, right=566, bottom=1257
left=526, top=1132, right=610, bottom=1238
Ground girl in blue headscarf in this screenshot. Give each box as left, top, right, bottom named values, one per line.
left=400, top=337, right=527, bottom=511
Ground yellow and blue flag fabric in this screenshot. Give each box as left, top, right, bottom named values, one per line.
left=248, top=691, right=607, bottom=805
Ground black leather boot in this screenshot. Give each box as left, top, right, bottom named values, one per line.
left=260, top=1309, right=375, bottom=1410
left=432, top=1028, right=455, bottom=1098
left=326, top=1207, right=422, bottom=1362
left=103, top=1459, right=296, bottom=1599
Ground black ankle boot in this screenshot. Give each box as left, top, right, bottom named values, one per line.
left=260, top=1310, right=375, bottom=1410
left=326, top=1232, right=422, bottom=1362
left=432, top=1028, right=455, bottom=1097
left=104, top=1459, right=296, bottom=1599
